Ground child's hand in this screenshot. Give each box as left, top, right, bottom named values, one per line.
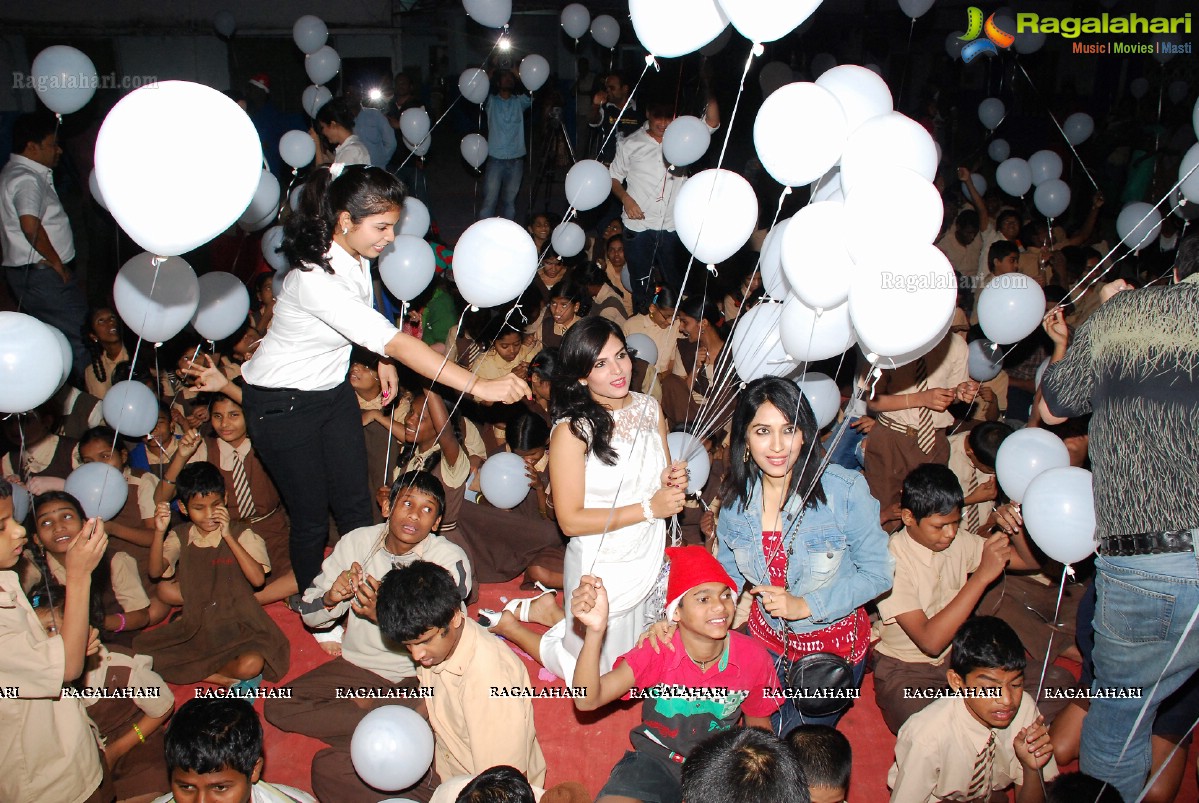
left=186, top=354, right=231, bottom=394
left=955, top=380, right=980, bottom=404
left=977, top=533, right=1012, bottom=581
left=571, top=575, right=609, bottom=633
left=85, top=626, right=101, bottom=657
left=26, top=476, right=66, bottom=495
left=992, top=503, right=1023, bottom=536
left=1014, top=715, right=1054, bottom=770
left=323, top=563, right=363, bottom=607
left=750, top=585, right=810, bottom=621
left=65, top=518, right=109, bottom=580
left=177, top=427, right=202, bottom=460
left=922, top=388, right=957, bottom=412
left=636, top=620, right=678, bottom=654
left=349, top=572, right=381, bottom=623
left=1042, top=308, right=1069, bottom=347
left=699, top=510, right=717, bottom=539
left=975, top=476, right=998, bottom=504
left=212, top=504, right=231, bottom=538
left=525, top=465, right=544, bottom=491
left=153, top=502, right=172, bottom=533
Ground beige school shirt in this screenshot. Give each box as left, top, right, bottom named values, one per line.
left=947, top=434, right=997, bottom=530
left=888, top=692, right=1058, bottom=802
left=418, top=618, right=547, bottom=787
left=161, top=524, right=270, bottom=578
left=875, top=527, right=985, bottom=665
left=877, top=333, right=970, bottom=431
left=622, top=314, right=681, bottom=375
left=81, top=644, right=175, bottom=720
left=471, top=341, right=539, bottom=381
left=45, top=550, right=150, bottom=615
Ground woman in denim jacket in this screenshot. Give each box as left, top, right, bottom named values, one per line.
left=715, top=376, right=893, bottom=735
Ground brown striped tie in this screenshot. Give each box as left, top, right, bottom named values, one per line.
left=965, top=470, right=980, bottom=532
left=967, top=731, right=996, bottom=799
left=915, top=356, right=937, bottom=454
left=230, top=451, right=255, bottom=520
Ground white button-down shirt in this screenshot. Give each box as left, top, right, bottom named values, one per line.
left=0, top=154, right=75, bottom=266
left=241, top=242, right=398, bottom=391
left=609, top=127, right=687, bottom=233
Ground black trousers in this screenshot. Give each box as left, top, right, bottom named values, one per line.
left=243, top=381, right=373, bottom=590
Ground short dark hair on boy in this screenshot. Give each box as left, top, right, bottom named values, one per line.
left=786, top=725, right=851, bottom=791
left=0, top=479, right=12, bottom=501
left=388, top=470, right=446, bottom=518
left=987, top=239, right=1019, bottom=269
left=376, top=560, right=460, bottom=644
left=12, top=111, right=58, bottom=154
left=78, top=426, right=121, bottom=451
left=682, top=727, right=809, bottom=803
left=967, top=422, right=1013, bottom=471
left=1046, top=771, right=1125, bottom=803
left=950, top=616, right=1027, bottom=679
left=901, top=464, right=964, bottom=521
left=164, top=698, right=263, bottom=778
left=175, top=462, right=226, bottom=505
left=455, top=765, right=536, bottom=803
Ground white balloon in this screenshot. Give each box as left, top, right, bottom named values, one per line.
left=590, top=14, right=620, bottom=48
left=717, top=0, right=823, bottom=45
left=261, top=226, right=288, bottom=271
left=192, top=272, right=251, bottom=342
left=758, top=219, right=792, bottom=300
left=479, top=452, right=531, bottom=509
left=564, top=160, right=612, bottom=211
left=452, top=218, right=538, bottom=308
left=463, top=0, right=512, bottom=29
left=113, top=253, right=200, bottom=343
left=65, top=463, right=128, bottom=521
left=399, top=107, right=431, bottom=146
left=995, top=428, right=1070, bottom=504
left=0, top=313, right=64, bottom=414
left=47, top=324, right=73, bottom=390
left=667, top=432, right=711, bottom=494
left=10, top=483, right=31, bottom=523
left=31, top=46, right=97, bottom=115
left=700, top=22, right=735, bottom=57
left=630, top=0, right=729, bottom=59
left=662, top=116, right=712, bottom=168
left=1130, top=77, right=1149, bottom=100
left=379, top=235, right=436, bottom=302
left=102, top=380, right=160, bottom=437
left=238, top=170, right=281, bottom=229
left=95, top=82, right=261, bottom=257
left=350, top=707, right=435, bottom=792
left=848, top=244, right=957, bottom=363
left=403, top=135, right=431, bottom=158
left=810, top=167, right=843, bottom=203
left=239, top=205, right=277, bottom=234
left=674, top=169, right=758, bottom=265
left=978, top=97, right=1005, bottom=131
left=897, top=0, right=935, bottom=19
left=780, top=202, right=855, bottom=310
left=1063, top=112, right=1094, bottom=146
left=88, top=169, right=107, bottom=210
left=625, top=333, right=658, bottom=367
left=842, top=167, right=943, bottom=262
left=305, top=46, right=341, bottom=86
left=458, top=68, right=490, bottom=105
left=279, top=129, right=316, bottom=169
left=977, top=274, right=1046, bottom=346
left=754, top=82, right=848, bottom=187
left=1023, top=467, right=1096, bottom=565
left=780, top=297, right=856, bottom=363
left=995, top=157, right=1032, bottom=197
left=459, top=133, right=488, bottom=168
left=1116, top=202, right=1163, bottom=252
left=1193, top=96, right=1199, bottom=138
left=1028, top=149, right=1063, bottom=186
left=962, top=172, right=987, bottom=198
left=730, top=302, right=793, bottom=381
left=551, top=222, right=586, bottom=258
left=519, top=54, right=550, bottom=93
left=398, top=197, right=431, bottom=238
left=560, top=3, right=591, bottom=39
left=838, top=112, right=938, bottom=196
left=1035, top=356, right=1050, bottom=390
left=815, top=65, right=893, bottom=135
left=794, top=372, right=840, bottom=429
left=1033, top=178, right=1071, bottom=219
left=213, top=10, right=236, bottom=38
left=292, top=15, right=328, bottom=54
left=967, top=339, right=1003, bottom=382
left=988, top=138, right=1011, bottom=162
left=302, top=84, right=333, bottom=117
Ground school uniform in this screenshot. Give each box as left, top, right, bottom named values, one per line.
left=84, top=346, right=130, bottom=400
left=622, top=314, right=681, bottom=375
left=591, top=283, right=629, bottom=324
left=52, top=385, right=105, bottom=441
left=947, top=434, right=997, bottom=535
left=41, top=550, right=150, bottom=647
left=2, top=433, right=79, bottom=482
left=357, top=392, right=402, bottom=524
left=105, top=466, right=160, bottom=603
left=659, top=338, right=712, bottom=427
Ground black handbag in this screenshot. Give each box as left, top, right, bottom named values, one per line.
left=782, top=649, right=857, bottom=718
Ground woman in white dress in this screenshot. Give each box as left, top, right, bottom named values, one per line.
left=484, top=317, right=687, bottom=682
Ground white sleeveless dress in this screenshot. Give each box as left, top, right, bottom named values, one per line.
left=541, top=392, right=667, bottom=684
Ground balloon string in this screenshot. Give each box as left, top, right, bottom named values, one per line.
left=1130, top=713, right=1199, bottom=803
left=896, top=17, right=916, bottom=110
left=595, top=56, right=655, bottom=160
left=1014, top=60, right=1099, bottom=191
left=713, top=43, right=761, bottom=176
left=1033, top=565, right=1069, bottom=713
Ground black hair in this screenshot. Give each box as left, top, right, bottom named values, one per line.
left=955, top=209, right=980, bottom=230
left=376, top=560, right=461, bottom=644
left=508, top=411, right=550, bottom=453
left=721, top=377, right=826, bottom=512
left=682, top=727, right=810, bottom=803
left=604, top=232, right=624, bottom=254
left=987, top=239, right=1019, bottom=269
left=966, top=422, right=1013, bottom=472
left=12, top=111, right=58, bottom=154
left=349, top=346, right=380, bottom=370
left=0, top=479, right=10, bottom=501
left=950, top=615, right=1027, bottom=678
left=454, top=765, right=536, bottom=803
left=996, top=209, right=1021, bottom=229
left=1046, top=772, right=1125, bottom=803
left=387, top=470, right=446, bottom=519
left=77, top=426, right=123, bottom=455
left=786, top=725, right=851, bottom=791
left=1176, top=234, right=1199, bottom=281
left=529, top=348, right=558, bottom=384
left=251, top=272, right=274, bottom=303
left=645, top=101, right=674, bottom=120
left=314, top=96, right=357, bottom=131
left=175, top=462, right=226, bottom=505
left=281, top=164, right=406, bottom=274
left=33, top=489, right=84, bottom=519
left=650, top=283, right=679, bottom=310
left=30, top=491, right=108, bottom=630
left=547, top=278, right=592, bottom=317
left=82, top=306, right=126, bottom=386
left=900, top=463, right=964, bottom=521
left=164, top=697, right=263, bottom=778
left=678, top=294, right=728, bottom=341
left=550, top=317, right=629, bottom=466
left=111, top=359, right=155, bottom=392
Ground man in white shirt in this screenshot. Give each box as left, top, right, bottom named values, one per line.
left=1, top=111, right=88, bottom=373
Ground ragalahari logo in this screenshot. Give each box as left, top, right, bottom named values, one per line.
left=959, top=7, right=1015, bottom=63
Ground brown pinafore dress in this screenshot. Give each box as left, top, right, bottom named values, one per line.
left=106, top=469, right=155, bottom=603
left=204, top=437, right=292, bottom=576
left=83, top=651, right=170, bottom=799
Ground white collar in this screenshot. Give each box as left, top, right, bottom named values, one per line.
left=9, top=153, right=51, bottom=177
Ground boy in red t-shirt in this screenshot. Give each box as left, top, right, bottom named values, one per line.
left=573, top=545, right=782, bottom=803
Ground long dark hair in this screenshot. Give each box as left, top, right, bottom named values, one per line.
left=547, top=278, right=592, bottom=317
left=720, top=376, right=826, bottom=512
left=678, top=294, right=728, bottom=341
left=551, top=317, right=629, bottom=466
left=281, top=164, right=406, bottom=273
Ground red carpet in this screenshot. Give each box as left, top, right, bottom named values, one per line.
left=166, top=580, right=1199, bottom=802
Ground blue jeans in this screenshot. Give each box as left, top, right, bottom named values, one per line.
left=479, top=156, right=524, bottom=221
left=826, top=416, right=866, bottom=472
left=1079, top=533, right=1199, bottom=802
left=623, top=227, right=682, bottom=314
left=5, top=263, right=88, bottom=382
left=768, top=648, right=867, bottom=737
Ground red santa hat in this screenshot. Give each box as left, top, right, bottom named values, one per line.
left=248, top=74, right=271, bottom=93
left=665, top=546, right=736, bottom=621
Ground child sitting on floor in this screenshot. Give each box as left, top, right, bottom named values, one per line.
left=788, top=725, right=852, bottom=803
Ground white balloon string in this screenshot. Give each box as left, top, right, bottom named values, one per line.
left=595, top=56, right=655, bottom=160
left=1014, top=60, right=1100, bottom=191
left=896, top=17, right=916, bottom=110
left=1032, top=565, right=1069, bottom=711
left=713, top=43, right=762, bottom=177
left=1130, top=712, right=1199, bottom=803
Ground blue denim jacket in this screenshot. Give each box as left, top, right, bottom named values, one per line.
left=716, top=464, right=894, bottom=636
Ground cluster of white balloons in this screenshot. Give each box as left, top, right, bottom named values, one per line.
left=994, top=148, right=1071, bottom=218
left=294, top=16, right=337, bottom=116
left=629, top=0, right=824, bottom=59
left=559, top=4, right=620, bottom=49
left=1176, top=96, right=1199, bottom=207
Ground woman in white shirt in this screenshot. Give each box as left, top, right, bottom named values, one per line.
left=239, top=164, right=528, bottom=595
left=311, top=98, right=372, bottom=167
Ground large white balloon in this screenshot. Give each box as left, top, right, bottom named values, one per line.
left=1115, top=202, right=1163, bottom=252
left=47, top=325, right=73, bottom=390
left=10, top=484, right=31, bottom=524
left=462, top=0, right=512, bottom=28
left=65, top=463, right=128, bottom=521
left=102, top=380, right=160, bottom=437
left=674, top=169, right=758, bottom=265
left=452, top=218, right=538, bottom=308
left=977, top=274, right=1046, bottom=345
left=350, top=706, right=435, bottom=792
left=88, top=169, right=107, bottom=210
left=398, top=197, right=431, bottom=238
left=1033, top=179, right=1071, bottom=219
left=590, top=15, right=620, bottom=48
left=302, top=84, right=333, bottom=117
left=978, top=97, right=1005, bottom=131
left=305, top=46, right=341, bottom=86
left=754, top=82, right=848, bottom=187
left=842, top=167, right=943, bottom=262
left=667, top=432, right=711, bottom=495
left=238, top=170, right=281, bottom=230
left=95, top=81, right=261, bottom=257
left=838, top=112, right=938, bottom=195
left=192, top=272, right=251, bottom=342
left=848, top=244, right=957, bottom=363
left=519, top=54, right=550, bottom=93
left=479, top=452, right=531, bottom=509
left=630, top=0, right=729, bottom=59
left=758, top=219, right=792, bottom=300
left=995, top=157, right=1033, bottom=197
left=988, top=139, right=1011, bottom=162
left=625, top=333, right=658, bottom=367
left=815, top=65, right=893, bottom=135
left=560, top=3, right=591, bottom=39
left=780, top=298, right=856, bottom=363
left=279, top=129, right=316, bottom=169
left=1023, top=467, right=1096, bottom=565
left=379, top=235, right=436, bottom=302
left=261, top=226, right=288, bottom=271
left=780, top=202, right=855, bottom=310
left=662, top=116, right=712, bottom=168
left=459, top=69, right=490, bottom=106
left=898, top=0, right=935, bottom=19
left=113, top=253, right=200, bottom=343
left=994, top=428, right=1070, bottom=504
left=403, top=135, right=431, bottom=158
left=459, top=133, right=488, bottom=168
left=551, top=222, right=586, bottom=258
left=292, top=15, right=328, bottom=54
left=564, top=160, right=612, bottom=211
left=967, top=339, right=1003, bottom=382
left=730, top=302, right=793, bottom=381
left=0, top=312, right=64, bottom=414
left=31, top=46, right=97, bottom=115
left=794, top=372, right=840, bottom=429
left=1028, top=149, right=1063, bottom=186
left=717, top=0, right=823, bottom=45
left=1063, top=112, right=1094, bottom=145
left=399, top=108, right=431, bottom=146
